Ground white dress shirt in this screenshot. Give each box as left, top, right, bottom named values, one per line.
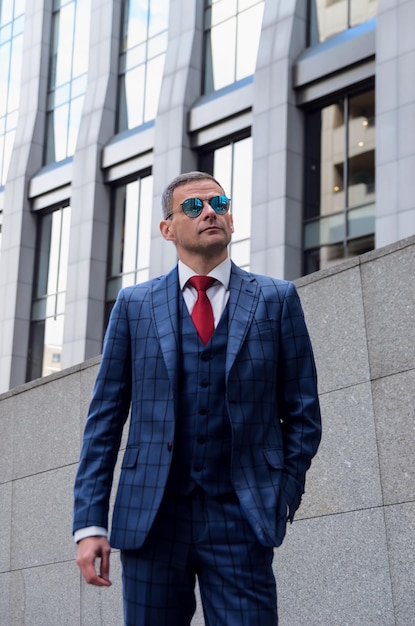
left=178, top=257, right=231, bottom=326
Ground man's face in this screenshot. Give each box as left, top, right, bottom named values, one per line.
left=160, top=179, right=234, bottom=265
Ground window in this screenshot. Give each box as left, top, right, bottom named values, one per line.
left=27, top=204, right=71, bottom=381
left=0, top=0, right=25, bottom=186
left=304, top=89, right=375, bottom=274
left=44, top=0, right=91, bottom=164
left=203, top=0, right=264, bottom=94
left=117, top=0, right=169, bottom=132
left=309, top=0, right=378, bottom=45
left=200, top=134, right=252, bottom=269
left=106, top=174, right=153, bottom=321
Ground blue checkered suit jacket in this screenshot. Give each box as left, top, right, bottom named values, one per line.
left=73, top=262, right=321, bottom=549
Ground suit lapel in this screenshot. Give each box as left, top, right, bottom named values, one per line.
left=150, top=262, right=259, bottom=385
left=226, top=263, right=259, bottom=374
left=151, top=266, right=180, bottom=393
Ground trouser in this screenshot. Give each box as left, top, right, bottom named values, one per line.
left=121, top=488, right=278, bottom=626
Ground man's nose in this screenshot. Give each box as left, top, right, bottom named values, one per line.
left=202, top=199, right=216, bottom=217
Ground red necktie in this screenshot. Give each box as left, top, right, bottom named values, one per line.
left=188, top=276, right=216, bottom=344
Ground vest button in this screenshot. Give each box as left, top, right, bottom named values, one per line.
left=167, top=442, right=173, bottom=452
left=197, top=436, right=207, bottom=444
left=201, top=353, right=211, bottom=362
left=194, top=465, right=203, bottom=472
left=199, top=408, right=208, bottom=415
left=200, top=380, right=209, bottom=388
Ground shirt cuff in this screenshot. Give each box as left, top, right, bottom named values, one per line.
left=74, top=526, right=107, bottom=543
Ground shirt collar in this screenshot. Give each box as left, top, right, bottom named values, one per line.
left=178, top=258, right=231, bottom=291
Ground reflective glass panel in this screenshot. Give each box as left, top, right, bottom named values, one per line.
left=309, top=0, right=377, bottom=44
left=348, top=204, right=375, bottom=238
left=123, top=0, right=148, bottom=49
left=322, top=102, right=346, bottom=215
left=210, top=17, right=236, bottom=91
left=0, top=46, right=12, bottom=118
left=124, top=65, right=145, bottom=128
left=27, top=205, right=71, bottom=381
left=0, top=0, right=25, bottom=185
left=304, top=212, right=345, bottom=248
left=117, top=0, right=169, bottom=131
left=45, top=0, right=91, bottom=164
left=202, top=135, right=252, bottom=269
left=203, top=0, right=264, bottom=94
left=123, top=182, right=140, bottom=274
left=236, top=3, right=263, bottom=81
left=144, top=54, right=165, bottom=121
left=305, top=100, right=346, bottom=221
left=350, top=0, right=377, bottom=28
left=72, top=1, right=91, bottom=78
left=229, top=137, right=252, bottom=243
left=0, top=0, right=14, bottom=24
left=304, top=242, right=345, bottom=275
left=67, top=95, right=84, bottom=155
left=211, top=0, right=237, bottom=27
left=230, top=239, right=250, bottom=267
left=136, top=175, right=152, bottom=269
left=347, top=91, right=375, bottom=209
left=52, top=103, right=70, bottom=162
left=347, top=233, right=374, bottom=256
left=53, top=3, right=76, bottom=87
left=106, top=175, right=153, bottom=310
left=304, top=89, right=375, bottom=273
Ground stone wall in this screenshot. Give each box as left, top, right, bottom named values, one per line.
left=1, top=235, right=414, bottom=625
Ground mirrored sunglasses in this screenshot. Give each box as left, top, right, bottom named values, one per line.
left=168, top=195, right=231, bottom=219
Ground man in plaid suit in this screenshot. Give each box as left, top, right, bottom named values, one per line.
left=73, top=171, right=322, bottom=625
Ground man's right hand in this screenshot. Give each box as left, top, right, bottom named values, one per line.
left=76, top=536, right=112, bottom=587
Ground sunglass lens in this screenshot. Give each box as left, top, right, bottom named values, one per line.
left=210, top=195, right=229, bottom=213
left=182, top=198, right=203, bottom=217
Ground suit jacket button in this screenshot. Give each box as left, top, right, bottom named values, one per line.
left=167, top=442, right=173, bottom=452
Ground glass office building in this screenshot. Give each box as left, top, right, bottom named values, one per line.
left=1, top=0, right=414, bottom=391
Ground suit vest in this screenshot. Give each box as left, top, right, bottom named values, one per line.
left=166, top=296, right=233, bottom=496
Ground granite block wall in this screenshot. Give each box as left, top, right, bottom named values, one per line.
left=1, top=235, right=414, bottom=625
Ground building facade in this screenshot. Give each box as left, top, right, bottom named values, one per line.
left=0, top=0, right=414, bottom=393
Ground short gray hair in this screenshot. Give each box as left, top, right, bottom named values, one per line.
left=161, top=171, right=225, bottom=218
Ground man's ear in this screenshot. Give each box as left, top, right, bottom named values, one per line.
left=160, top=219, right=175, bottom=242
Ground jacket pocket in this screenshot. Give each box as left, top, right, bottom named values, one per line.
left=121, top=446, right=140, bottom=469
left=263, top=448, right=284, bottom=469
